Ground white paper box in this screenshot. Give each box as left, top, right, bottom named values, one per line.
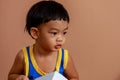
left=35, top=72, right=68, bottom=80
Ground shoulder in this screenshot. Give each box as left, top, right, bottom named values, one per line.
left=15, top=49, right=24, bottom=63
left=15, top=46, right=29, bottom=62
left=64, top=51, right=79, bottom=79
left=8, top=48, right=26, bottom=76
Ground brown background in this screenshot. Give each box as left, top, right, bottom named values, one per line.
left=0, top=0, right=120, bottom=80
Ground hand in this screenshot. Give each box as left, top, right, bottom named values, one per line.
left=16, top=75, right=29, bottom=80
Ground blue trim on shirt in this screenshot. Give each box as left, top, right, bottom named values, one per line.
left=26, top=46, right=42, bottom=80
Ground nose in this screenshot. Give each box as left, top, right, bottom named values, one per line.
left=56, top=35, right=63, bottom=42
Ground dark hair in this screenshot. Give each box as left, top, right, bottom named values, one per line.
left=25, top=0, right=70, bottom=35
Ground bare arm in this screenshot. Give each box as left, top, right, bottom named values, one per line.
left=64, top=54, right=79, bottom=80
left=8, top=50, right=28, bottom=80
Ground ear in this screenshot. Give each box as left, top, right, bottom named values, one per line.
left=30, top=27, right=39, bottom=39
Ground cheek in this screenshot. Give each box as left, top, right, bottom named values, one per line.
left=62, top=37, right=66, bottom=43
left=50, top=37, right=56, bottom=43
left=45, top=37, right=55, bottom=44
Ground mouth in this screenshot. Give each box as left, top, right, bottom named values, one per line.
left=55, top=44, right=62, bottom=49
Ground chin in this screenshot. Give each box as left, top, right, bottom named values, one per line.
left=52, top=48, right=60, bottom=52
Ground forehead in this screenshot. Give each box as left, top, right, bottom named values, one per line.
left=39, top=20, right=69, bottom=30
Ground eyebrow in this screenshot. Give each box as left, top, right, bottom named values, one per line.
left=49, top=26, right=68, bottom=31
left=64, top=27, right=69, bottom=30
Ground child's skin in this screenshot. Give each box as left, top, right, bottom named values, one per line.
left=8, top=20, right=79, bottom=80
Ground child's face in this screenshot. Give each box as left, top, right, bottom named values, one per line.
left=36, top=20, right=69, bottom=52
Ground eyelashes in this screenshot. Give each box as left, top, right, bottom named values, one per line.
left=50, top=32, right=57, bottom=35
left=49, top=31, right=67, bottom=36
left=63, top=32, right=67, bottom=35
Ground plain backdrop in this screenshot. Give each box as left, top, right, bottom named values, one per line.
left=0, top=0, right=120, bottom=80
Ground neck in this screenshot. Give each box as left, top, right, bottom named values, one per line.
left=33, top=44, right=57, bottom=57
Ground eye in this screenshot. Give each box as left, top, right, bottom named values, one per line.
left=63, top=32, right=67, bottom=35
left=50, top=32, right=57, bottom=35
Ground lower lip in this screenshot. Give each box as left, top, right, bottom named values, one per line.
left=55, top=45, right=62, bottom=49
